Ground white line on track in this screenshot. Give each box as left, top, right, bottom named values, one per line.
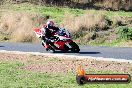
left=0, top=50, right=132, bottom=63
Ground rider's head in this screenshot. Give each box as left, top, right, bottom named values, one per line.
left=46, top=21, right=54, bottom=29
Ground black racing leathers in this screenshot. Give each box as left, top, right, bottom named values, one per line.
left=42, top=26, right=59, bottom=47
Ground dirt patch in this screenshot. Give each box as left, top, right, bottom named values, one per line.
left=0, top=52, right=131, bottom=74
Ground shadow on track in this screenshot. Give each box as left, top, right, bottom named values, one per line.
left=51, top=51, right=101, bottom=54
left=79, top=52, right=101, bottom=54
left=0, top=46, right=4, bottom=47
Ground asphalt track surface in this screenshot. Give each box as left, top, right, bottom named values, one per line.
left=0, top=42, right=132, bottom=60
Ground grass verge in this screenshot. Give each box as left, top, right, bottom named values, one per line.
left=0, top=3, right=84, bottom=23
left=0, top=53, right=132, bottom=88
left=0, top=62, right=132, bottom=88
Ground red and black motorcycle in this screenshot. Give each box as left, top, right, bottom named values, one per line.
left=34, top=28, right=80, bottom=53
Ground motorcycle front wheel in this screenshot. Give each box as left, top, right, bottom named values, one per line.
left=69, top=42, right=80, bottom=53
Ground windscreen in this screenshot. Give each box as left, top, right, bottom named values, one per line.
left=58, top=28, right=70, bottom=37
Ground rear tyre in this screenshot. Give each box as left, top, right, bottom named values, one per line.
left=70, top=42, right=80, bottom=53
left=49, top=46, right=56, bottom=53
left=50, top=49, right=56, bottom=53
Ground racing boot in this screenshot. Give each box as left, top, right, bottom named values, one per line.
left=42, top=41, right=50, bottom=51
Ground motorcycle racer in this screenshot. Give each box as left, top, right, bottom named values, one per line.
left=40, top=20, right=59, bottom=51
left=34, top=22, right=80, bottom=53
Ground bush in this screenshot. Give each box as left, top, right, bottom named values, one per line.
left=63, top=13, right=109, bottom=33
left=118, top=26, right=132, bottom=40
left=0, top=12, right=47, bottom=42
left=0, top=0, right=4, bottom=5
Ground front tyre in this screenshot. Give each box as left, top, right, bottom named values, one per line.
left=70, top=42, right=80, bottom=53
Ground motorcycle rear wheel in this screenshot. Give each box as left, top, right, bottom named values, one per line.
left=49, top=45, right=56, bottom=53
